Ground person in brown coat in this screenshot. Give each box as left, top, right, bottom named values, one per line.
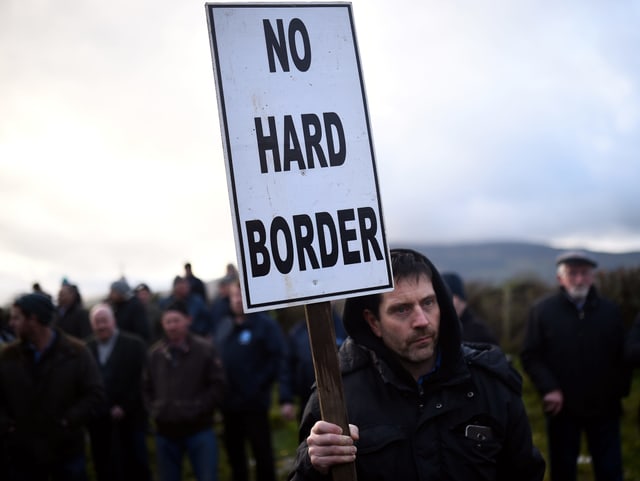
left=143, top=300, right=226, bottom=481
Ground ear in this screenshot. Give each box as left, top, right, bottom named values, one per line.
left=363, top=309, right=382, bottom=338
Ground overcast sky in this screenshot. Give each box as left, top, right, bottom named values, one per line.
left=1, top=0, right=639, bottom=306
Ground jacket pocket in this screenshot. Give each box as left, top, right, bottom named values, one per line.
left=448, top=415, right=504, bottom=474
left=355, top=424, right=408, bottom=480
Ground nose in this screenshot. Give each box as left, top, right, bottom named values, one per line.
left=412, top=306, right=431, bottom=328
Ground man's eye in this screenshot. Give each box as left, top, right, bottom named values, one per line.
left=392, top=305, right=410, bottom=315
left=422, top=298, right=434, bottom=308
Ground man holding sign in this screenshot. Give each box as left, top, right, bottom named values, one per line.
left=288, top=249, right=545, bottom=481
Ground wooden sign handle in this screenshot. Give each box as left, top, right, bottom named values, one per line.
left=305, top=301, right=357, bottom=481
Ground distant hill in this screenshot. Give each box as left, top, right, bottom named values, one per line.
left=395, top=241, right=640, bottom=285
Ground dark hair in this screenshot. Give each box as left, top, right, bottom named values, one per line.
left=162, top=300, right=189, bottom=317
left=441, top=272, right=466, bottom=301
left=390, top=248, right=433, bottom=281
left=135, top=283, right=151, bottom=293
left=356, top=249, right=433, bottom=318
left=220, top=273, right=238, bottom=286
left=62, top=283, right=83, bottom=307
left=13, top=293, right=55, bottom=325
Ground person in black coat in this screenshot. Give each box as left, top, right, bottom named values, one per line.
left=214, top=280, right=285, bottom=481
left=625, top=311, right=640, bottom=431
left=289, top=248, right=544, bottom=481
left=279, top=307, right=347, bottom=424
left=108, top=278, right=150, bottom=343
left=55, top=282, right=92, bottom=340
left=184, top=262, right=208, bottom=304
left=1, top=293, right=104, bottom=481
left=86, top=303, right=151, bottom=481
left=521, top=251, right=630, bottom=481
left=442, top=272, right=499, bottom=345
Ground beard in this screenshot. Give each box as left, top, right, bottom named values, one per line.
left=402, top=330, right=438, bottom=362
left=567, top=285, right=589, bottom=301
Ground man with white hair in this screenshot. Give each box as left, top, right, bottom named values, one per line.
left=86, top=303, right=151, bottom=481
left=521, top=251, right=630, bottom=481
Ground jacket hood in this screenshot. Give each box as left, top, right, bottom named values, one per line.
left=342, top=248, right=463, bottom=381
left=463, top=343, right=522, bottom=394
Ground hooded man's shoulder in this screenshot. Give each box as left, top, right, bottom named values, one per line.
left=462, top=343, right=522, bottom=395
left=337, top=337, right=372, bottom=375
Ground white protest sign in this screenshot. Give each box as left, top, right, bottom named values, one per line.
left=206, top=3, right=392, bottom=312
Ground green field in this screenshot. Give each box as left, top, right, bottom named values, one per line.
left=518, top=361, right=640, bottom=481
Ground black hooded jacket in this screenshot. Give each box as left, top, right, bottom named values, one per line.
left=289, top=251, right=544, bottom=481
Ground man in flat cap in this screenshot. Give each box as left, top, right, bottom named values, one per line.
left=521, top=251, right=630, bottom=481
left=0, top=293, right=105, bottom=481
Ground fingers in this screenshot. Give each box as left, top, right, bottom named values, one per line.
left=543, top=399, right=562, bottom=416
left=542, top=390, right=563, bottom=416
left=307, top=421, right=357, bottom=474
left=311, top=420, right=345, bottom=436
left=348, top=423, right=359, bottom=441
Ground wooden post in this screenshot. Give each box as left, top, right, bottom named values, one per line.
left=304, top=301, right=357, bottom=481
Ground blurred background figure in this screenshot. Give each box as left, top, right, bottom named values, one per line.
left=108, top=277, right=150, bottom=343
left=135, top=283, right=163, bottom=344
left=86, top=303, right=151, bottom=481
left=624, top=311, right=640, bottom=432
left=442, top=272, right=498, bottom=345
left=184, top=262, right=207, bottom=304
left=1, top=293, right=104, bottom=481
left=210, top=272, right=237, bottom=328
left=0, top=307, right=15, bottom=345
left=214, top=280, right=284, bottom=481
left=161, top=276, right=213, bottom=340
left=144, top=300, right=226, bottom=481
left=279, top=305, right=346, bottom=424
left=55, top=281, right=92, bottom=340
left=521, top=251, right=629, bottom=481
left=32, top=282, right=53, bottom=301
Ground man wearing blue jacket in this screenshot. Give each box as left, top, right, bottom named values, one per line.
left=214, top=280, right=285, bottom=481
left=279, top=308, right=346, bottom=424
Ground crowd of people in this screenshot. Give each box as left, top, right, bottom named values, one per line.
left=0, top=251, right=639, bottom=481
left=0, top=261, right=289, bottom=481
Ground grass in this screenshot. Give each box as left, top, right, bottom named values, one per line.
left=518, top=358, right=640, bottom=481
